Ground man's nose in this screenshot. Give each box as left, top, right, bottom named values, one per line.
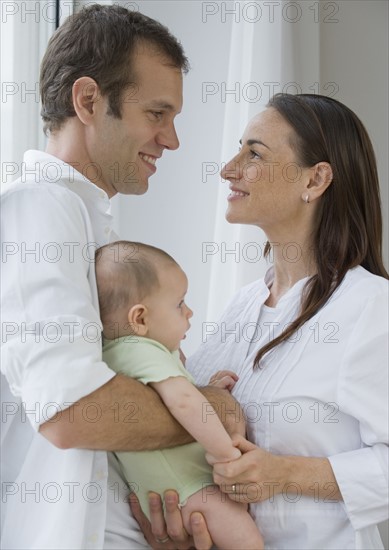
left=157, top=123, right=180, bottom=151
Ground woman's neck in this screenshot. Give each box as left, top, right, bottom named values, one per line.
left=265, top=237, right=316, bottom=307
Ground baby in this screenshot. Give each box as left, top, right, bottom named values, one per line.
left=95, top=240, right=263, bottom=550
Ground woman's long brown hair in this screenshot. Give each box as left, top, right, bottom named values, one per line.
left=254, top=93, right=388, bottom=368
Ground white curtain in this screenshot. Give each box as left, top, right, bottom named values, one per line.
left=0, top=1, right=64, bottom=180
left=207, top=0, right=321, bottom=320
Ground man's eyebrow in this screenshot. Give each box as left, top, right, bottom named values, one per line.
left=146, top=100, right=177, bottom=111
left=239, top=138, right=271, bottom=150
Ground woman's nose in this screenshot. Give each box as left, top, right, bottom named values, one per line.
left=221, top=155, right=240, bottom=181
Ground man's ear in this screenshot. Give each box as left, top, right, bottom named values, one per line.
left=127, top=304, right=148, bottom=337
left=72, top=76, right=102, bottom=125
left=306, top=162, right=333, bottom=200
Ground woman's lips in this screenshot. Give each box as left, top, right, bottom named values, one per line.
left=227, top=189, right=249, bottom=201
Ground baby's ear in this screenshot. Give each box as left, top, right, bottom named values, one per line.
left=127, top=304, right=148, bottom=336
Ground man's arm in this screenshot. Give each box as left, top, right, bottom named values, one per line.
left=200, top=385, right=246, bottom=437
left=39, top=375, right=243, bottom=451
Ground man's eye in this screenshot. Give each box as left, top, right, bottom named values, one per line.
left=249, top=150, right=261, bottom=159
left=151, top=111, right=163, bottom=119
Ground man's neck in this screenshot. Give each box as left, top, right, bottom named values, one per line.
left=46, top=123, right=116, bottom=198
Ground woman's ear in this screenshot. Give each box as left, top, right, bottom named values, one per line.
left=306, top=162, right=333, bottom=200
left=72, top=76, right=102, bottom=125
left=127, top=304, right=148, bottom=337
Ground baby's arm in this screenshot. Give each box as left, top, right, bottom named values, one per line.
left=150, top=377, right=241, bottom=463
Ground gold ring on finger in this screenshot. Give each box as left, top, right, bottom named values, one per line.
left=155, top=536, right=170, bottom=543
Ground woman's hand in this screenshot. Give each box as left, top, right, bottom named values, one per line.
left=129, top=490, right=213, bottom=550
left=209, top=370, right=239, bottom=391
left=214, top=435, right=342, bottom=505
left=212, top=435, right=288, bottom=504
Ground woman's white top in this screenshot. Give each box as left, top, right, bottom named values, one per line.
left=187, top=266, right=388, bottom=550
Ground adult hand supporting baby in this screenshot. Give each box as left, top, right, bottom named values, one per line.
left=212, top=435, right=287, bottom=504
left=129, top=490, right=213, bottom=549
left=213, top=435, right=342, bottom=505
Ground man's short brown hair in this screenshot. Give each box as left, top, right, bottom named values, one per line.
left=40, top=4, right=189, bottom=135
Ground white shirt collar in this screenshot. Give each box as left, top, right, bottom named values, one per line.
left=22, top=150, right=111, bottom=213
left=263, top=265, right=310, bottom=308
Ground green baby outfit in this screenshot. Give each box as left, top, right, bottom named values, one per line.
left=103, top=336, right=214, bottom=520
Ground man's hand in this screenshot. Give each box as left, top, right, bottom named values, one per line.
left=129, top=491, right=213, bottom=550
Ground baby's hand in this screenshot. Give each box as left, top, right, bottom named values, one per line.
left=205, top=446, right=242, bottom=466
left=209, top=370, right=239, bottom=392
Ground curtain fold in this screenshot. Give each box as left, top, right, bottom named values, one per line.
left=1, top=2, right=56, bottom=178
left=206, top=0, right=321, bottom=321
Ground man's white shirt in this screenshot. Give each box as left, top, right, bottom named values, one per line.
left=1, top=150, right=149, bottom=549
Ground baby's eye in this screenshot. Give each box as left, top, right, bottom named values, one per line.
left=178, top=300, right=184, bottom=308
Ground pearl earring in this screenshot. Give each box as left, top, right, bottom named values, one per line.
left=304, top=194, right=310, bottom=204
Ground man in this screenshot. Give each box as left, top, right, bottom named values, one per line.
left=1, top=5, right=239, bottom=549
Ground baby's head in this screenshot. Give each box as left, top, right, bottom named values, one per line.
left=95, top=241, right=193, bottom=351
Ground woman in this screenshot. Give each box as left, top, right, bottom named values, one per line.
left=132, top=93, right=388, bottom=549
left=185, top=94, right=388, bottom=549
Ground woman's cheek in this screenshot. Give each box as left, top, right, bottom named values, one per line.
left=244, top=163, right=263, bottom=184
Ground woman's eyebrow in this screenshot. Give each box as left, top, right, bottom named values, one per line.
left=239, top=138, right=271, bottom=150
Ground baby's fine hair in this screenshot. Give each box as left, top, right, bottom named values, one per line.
left=95, top=240, right=178, bottom=326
